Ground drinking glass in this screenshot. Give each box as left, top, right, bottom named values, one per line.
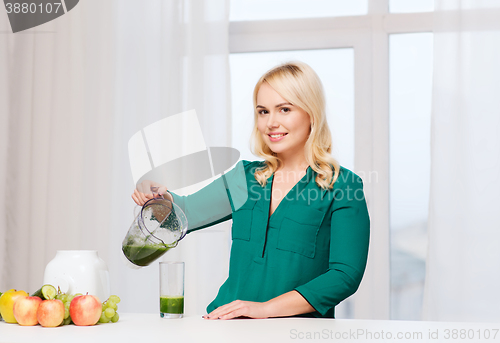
left=159, top=262, right=184, bottom=318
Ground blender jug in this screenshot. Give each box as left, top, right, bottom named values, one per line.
left=122, top=188, right=188, bottom=267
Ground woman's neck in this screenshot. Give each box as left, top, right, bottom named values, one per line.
left=276, top=153, right=309, bottom=172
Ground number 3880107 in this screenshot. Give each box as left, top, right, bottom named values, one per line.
left=5, top=2, right=63, bottom=14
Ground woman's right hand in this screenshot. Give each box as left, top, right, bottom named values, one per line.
left=131, top=180, right=171, bottom=206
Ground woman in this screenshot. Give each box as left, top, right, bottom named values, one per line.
left=132, top=61, right=370, bottom=319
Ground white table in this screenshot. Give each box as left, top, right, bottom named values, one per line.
left=1, top=314, right=498, bottom=343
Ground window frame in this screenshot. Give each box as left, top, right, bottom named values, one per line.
left=228, top=0, right=434, bottom=319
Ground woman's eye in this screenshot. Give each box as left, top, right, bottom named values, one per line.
left=258, top=110, right=268, bottom=115
left=280, top=107, right=290, bottom=113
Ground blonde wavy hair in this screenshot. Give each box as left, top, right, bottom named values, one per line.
left=250, top=61, right=340, bottom=190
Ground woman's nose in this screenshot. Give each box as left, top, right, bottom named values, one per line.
left=266, top=112, right=280, bottom=129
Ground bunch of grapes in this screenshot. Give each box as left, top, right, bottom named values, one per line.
left=99, top=295, right=121, bottom=323
left=55, top=291, right=81, bottom=325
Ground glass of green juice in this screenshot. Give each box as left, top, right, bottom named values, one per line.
left=159, top=261, right=184, bottom=318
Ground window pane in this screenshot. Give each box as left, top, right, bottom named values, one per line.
left=389, top=33, right=433, bottom=320
left=390, top=0, right=434, bottom=13
left=230, top=0, right=367, bottom=21
left=229, top=49, right=355, bottom=173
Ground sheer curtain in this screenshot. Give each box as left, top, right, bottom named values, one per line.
left=423, top=0, right=500, bottom=321
left=0, top=0, right=116, bottom=296
left=0, top=0, right=231, bottom=315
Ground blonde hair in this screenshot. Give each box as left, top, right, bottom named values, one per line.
left=250, top=61, right=340, bottom=190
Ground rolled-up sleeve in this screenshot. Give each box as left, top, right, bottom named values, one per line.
left=294, top=175, right=370, bottom=316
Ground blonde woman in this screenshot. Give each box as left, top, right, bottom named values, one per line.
left=132, top=61, right=370, bottom=319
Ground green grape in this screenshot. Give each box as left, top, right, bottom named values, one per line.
left=64, top=302, right=70, bottom=311
left=66, top=295, right=75, bottom=303
left=109, top=295, right=121, bottom=304
left=99, top=312, right=110, bottom=323
left=63, top=317, right=72, bottom=325
left=60, top=294, right=68, bottom=302
left=104, top=308, right=115, bottom=319
left=102, top=303, right=107, bottom=311
left=111, top=312, right=119, bottom=323
left=64, top=308, right=70, bottom=319
left=74, top=293, right=83, bottom=297
left=107, top=300, right=117, bottom=310
left=55, top=294, right=63, bottom=300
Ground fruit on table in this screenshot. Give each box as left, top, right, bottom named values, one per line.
left=0, top=288, right=122, bottom=326
left=0, top=289, right=29, bottom=323
left=99, top=295, right=121, bottom=324
left=37, top=299, right=65, bottom=327
left=32, top=285, right=57, bottom=300
left=13, top=296, right=42, bottom=326
left=70, top=295, right=101, bottom=326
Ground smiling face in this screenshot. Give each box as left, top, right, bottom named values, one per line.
left=256, top=82, right=311, bottom=159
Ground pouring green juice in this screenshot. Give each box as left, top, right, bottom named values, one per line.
left=122, top=194, right=187, bottom=268
left=122, top=243, right=170, bottom=267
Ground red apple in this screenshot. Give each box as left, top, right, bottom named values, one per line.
left=13, top=296, right=43, bottom=326
left=37, top=299, right=65, bottom=327
left=70, top=295, right=101, bottom=326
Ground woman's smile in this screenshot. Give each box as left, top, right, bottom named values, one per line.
left=268, top=132, right=288, bottom=142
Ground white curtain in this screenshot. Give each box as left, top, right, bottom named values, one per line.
left=0, top=0, right=117, bottom=295
left=0, top=0, right=231, bottom=315
left=423, top=0, right=500, bottom=322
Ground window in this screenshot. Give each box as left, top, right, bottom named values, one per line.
left=389, top=32, right=433, bottom=320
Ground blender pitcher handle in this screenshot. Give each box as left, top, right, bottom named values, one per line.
left=150, top=186, right=164, bottom=200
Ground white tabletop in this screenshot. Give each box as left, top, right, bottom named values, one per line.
left=1, top=313, right=498, bottom=343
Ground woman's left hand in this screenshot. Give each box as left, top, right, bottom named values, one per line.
left=203, top=300, right=270, bottom=320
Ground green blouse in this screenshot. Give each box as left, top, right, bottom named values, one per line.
left=168, top=160, right=370, bottom=318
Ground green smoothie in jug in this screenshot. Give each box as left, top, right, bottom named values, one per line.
left=122, top=243, right=170, bottom=266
